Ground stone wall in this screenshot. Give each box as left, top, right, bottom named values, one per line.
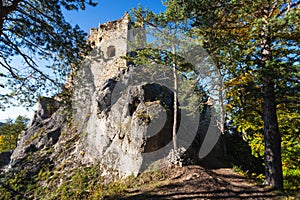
left=86, top=13, right=129, bottom=90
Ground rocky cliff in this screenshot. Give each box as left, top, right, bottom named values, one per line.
left=1, top=14, right=224, bottom=199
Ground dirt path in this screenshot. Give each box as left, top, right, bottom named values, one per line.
left=115, top=165, right=281, bottom=200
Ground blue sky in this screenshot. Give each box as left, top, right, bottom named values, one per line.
left=64, top=0, right=165, bottom=33
left=0, top=0, right=166, bottom=121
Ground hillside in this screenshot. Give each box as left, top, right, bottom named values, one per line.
left=1, top=161, right=295, bottom=199
left=106, top=165, right=284, bottom=200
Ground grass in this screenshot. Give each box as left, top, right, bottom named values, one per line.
left=0, top=162, right=169, bottom=200
left=48, top=166, right=167, bottom=199
left=232, top=165, right=300, bottom=199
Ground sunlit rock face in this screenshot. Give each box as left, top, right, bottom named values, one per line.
left=76, top=79, right=176, bottom=176
left=9, top=97, right=62, bottom=164
left=70, top=13, right=223, bottom=176
left=5, top=14, right=224, bottom=178
left=69, top=14, right=179, bottom=176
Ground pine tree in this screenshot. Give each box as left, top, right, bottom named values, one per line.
left=0, top=0, right=97, bottom=108
left=0, top=115, right=28, bottom=152
left=130, top=1, right=203, bottom=152
left=180, top=0, right=299, bottom=190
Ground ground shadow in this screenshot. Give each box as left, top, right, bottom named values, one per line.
left=106, top=165, right=280, bottom=200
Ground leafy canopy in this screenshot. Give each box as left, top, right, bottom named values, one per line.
left=179, top=0, right=299, bottom=190
left=0, top=0, right=97, bottom=109
left=0, top=115, right=29, bottom=152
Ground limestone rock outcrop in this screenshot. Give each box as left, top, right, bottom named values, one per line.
left=4, top=14, right=224, bottom=178
left=9, top=97, right=64, bottom=168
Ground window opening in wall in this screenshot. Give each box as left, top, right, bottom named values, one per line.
left=107, top=46, right=116, bottom=58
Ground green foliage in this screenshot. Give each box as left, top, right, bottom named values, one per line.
left=51, top=166, right=100, bottom=199
left=115, top=0, right=300, bottom=192
left=0, top=163, right=168, bottom=199
left=229, top=105, right=300, bottom=190
left=279, top=109, right=300, bottom=191
left=0, top=0, right=97, bottom=109
left=284, top=169, right=300, bottom=191
left=179, top=0, right=299, bottom=190
left=0, top=187, right=14, bottom=200
left=0, top=115, right=29, bottom=152
left=225, top=131, right=264, bottom=175
left=130, top=2, right=211, bottom=151
left=0, top=167, right=37, bottom=199
left=129, top=3, right=209, bottom=114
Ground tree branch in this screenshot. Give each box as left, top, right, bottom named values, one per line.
left=21, top=0, right=63, bottom=26
left=277, top=1, right=300, bottom=17
left=2, top=32, right=59, bottom=86
left=0, top=58, right=20, bottom=79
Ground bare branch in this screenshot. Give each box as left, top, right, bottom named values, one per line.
left=0, top=58, right=20, bottom=79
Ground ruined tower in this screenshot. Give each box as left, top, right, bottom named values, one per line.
left=88, top=13, right=130, bottom=58
left=85, top=13, right=132, bottom=90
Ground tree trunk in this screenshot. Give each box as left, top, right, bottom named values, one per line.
left=172, top=45, right=178, bottom=151
left=0, top=5, right=4, bottom=36
left=217, top=67, right=225, bottom=135
left=263, top=82, right=283, bottom=190
left=260, top=12, right=283, bottom=190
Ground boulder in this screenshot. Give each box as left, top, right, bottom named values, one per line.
left=9, top=98, right=64, bottom=168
